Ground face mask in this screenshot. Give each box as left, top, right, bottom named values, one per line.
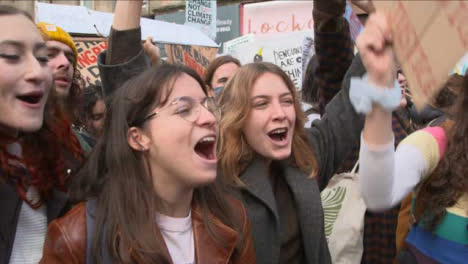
left=214, top=86, right=224, bottom=98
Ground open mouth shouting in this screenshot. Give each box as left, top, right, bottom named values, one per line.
left=16, top=91, right=44, bottom=108
left=194, top=134, right=217, bottom=163
left=267, top=127, right=289, bottom=147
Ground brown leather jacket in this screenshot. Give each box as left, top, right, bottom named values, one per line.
left=40, top=199, right=256, bottom=264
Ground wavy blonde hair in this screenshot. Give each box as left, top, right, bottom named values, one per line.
left=217, top=62, right=318, bottom=186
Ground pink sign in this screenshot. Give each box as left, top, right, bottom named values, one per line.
left=241, top=1, right=314, bottom=36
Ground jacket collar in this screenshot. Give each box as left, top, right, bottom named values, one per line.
left=47, top=189, right=69, bottom=223
left=192, top=202, right=238, bottom=263
left=239, top=157, right=279, bottom=221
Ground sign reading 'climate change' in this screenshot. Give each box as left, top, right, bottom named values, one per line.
left=185, top=0, right=217, bottom=40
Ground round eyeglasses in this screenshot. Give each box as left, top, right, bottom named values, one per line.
left=139, top=96, right=221, bottom=124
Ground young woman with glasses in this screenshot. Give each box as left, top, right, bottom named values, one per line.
left=40, top=64, right=255, bottom=263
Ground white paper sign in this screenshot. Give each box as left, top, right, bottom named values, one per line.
left=231, top=30, right=314, bottom=91
left=223, top=34, right=255, bottom=55
left=36, top=2, right=218, bottom=47
left=185, top=0, right=217, bottom=40
left=301, top=36, right=315, bottom=79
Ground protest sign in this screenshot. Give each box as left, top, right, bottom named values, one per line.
left=185, top=0, right=217, bottom=40
left=74, top=38, right=108, bottom=86
left=302, top=36, right=315, bottom=80
left=242, top=1, right=314, bottom=36
left=230, top=30, right=314, bottom=90
left=154, top=3, right=240, bottom=53
left=165, top=44, right=218, bottom=76
left=374, top=0, right=468, bottom=109
left=37, top=2, right=217, bottom=47
left=223, top=34, right=255, bottom=55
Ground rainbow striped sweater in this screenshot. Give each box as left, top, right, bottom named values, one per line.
left=359, top=126, right=468, bottom=263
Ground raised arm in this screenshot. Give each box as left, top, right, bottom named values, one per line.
left=98, top=0, right=150, bottom=98
left=353, top=12, right=422, bottom=210
left=304, top=0, right=354, bottom=115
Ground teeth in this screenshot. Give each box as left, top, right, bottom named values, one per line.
left=270, top=128, right=287, bottom=134
left=199, top=136, right=215, bottom=143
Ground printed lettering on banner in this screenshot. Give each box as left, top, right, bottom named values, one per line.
left=185, top=0, right=217, bottom=40
left=74, top=38, right=108, bottom=86
left=242, top=1, right=313, bottom=36
left=164, top=44, right=218, bottom=77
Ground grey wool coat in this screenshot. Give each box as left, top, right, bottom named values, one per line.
left=230, top=55, right=366, bottom=264
left=97, top=28, right=366, bottom=264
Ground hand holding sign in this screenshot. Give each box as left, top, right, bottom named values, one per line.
left=374, top=0, right=468, bottom=110
left=143, top=36, right=161, bottom=66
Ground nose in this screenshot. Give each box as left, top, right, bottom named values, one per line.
left=271, top=101, right=286, bottom=121
left=56, top=52, right=71, bottom=70
left=195, top=104, right=217, bottom=128
left=25, top=54, right=51, bottom=85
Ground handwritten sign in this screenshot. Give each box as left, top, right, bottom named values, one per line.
left=231, top=30, right=314, bottom=90
left=301, top=36, right=315, bottom=79
left=74, top=38, right=108, bottom=86
left=223, top=34, right=254, bottom=55
left=375, top=0, right=468, bottom=109
left=242, top=1, right=313, bottom=36
left=185, top=0, right=217, bottom=40
left=165, top=44, right=218, bottom=76
left=273, top=46, right=303, bottom=88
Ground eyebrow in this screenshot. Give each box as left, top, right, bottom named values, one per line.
left=0, top=40, right=47, bottom=52
left=47, top=45, right=74, bottom=56
left=251, top=92, right=292, bottom=100
left=0, top=40, right=24, bottom=49
left=217, top=77, right=229, bottom=84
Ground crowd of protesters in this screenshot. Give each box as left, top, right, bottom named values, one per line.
left=1, top=0, right=467, bottom=263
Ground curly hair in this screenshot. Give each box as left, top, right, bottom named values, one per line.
left=65, top=70, right=85, bottom=125
left=414, top=73, right=468, bottom=231
left=0, top=5, right=83, bottom=208
left=0, top=86, right=83, bottom=208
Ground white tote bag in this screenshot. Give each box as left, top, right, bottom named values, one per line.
left=320, top=162, right=366, bottom=264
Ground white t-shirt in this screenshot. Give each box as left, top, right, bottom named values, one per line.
left=8, top=142, right=48, bottom=264
left=156, top=211, right=195, bottom=264
left=9, top=187, right=47, bottom=264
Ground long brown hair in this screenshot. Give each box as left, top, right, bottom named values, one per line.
left=0, top=5, right=83, bottom=207
left=72, top=64, right=245, bottom=263
left=217, top=62, right=317, bottom=186
left=414, top=73, right=468, bottom=231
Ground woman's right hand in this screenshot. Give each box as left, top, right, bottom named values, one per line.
left=356, top=12, right=396, bottom=88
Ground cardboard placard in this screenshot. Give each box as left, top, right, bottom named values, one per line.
left=374, top=0, right=468, bottom=109
left=75, top=38, right=108, bottom=86
left=164, top=44, right=219, bottom=77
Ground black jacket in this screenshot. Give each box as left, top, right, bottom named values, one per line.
left=0, top=182, right=69, bottom=263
